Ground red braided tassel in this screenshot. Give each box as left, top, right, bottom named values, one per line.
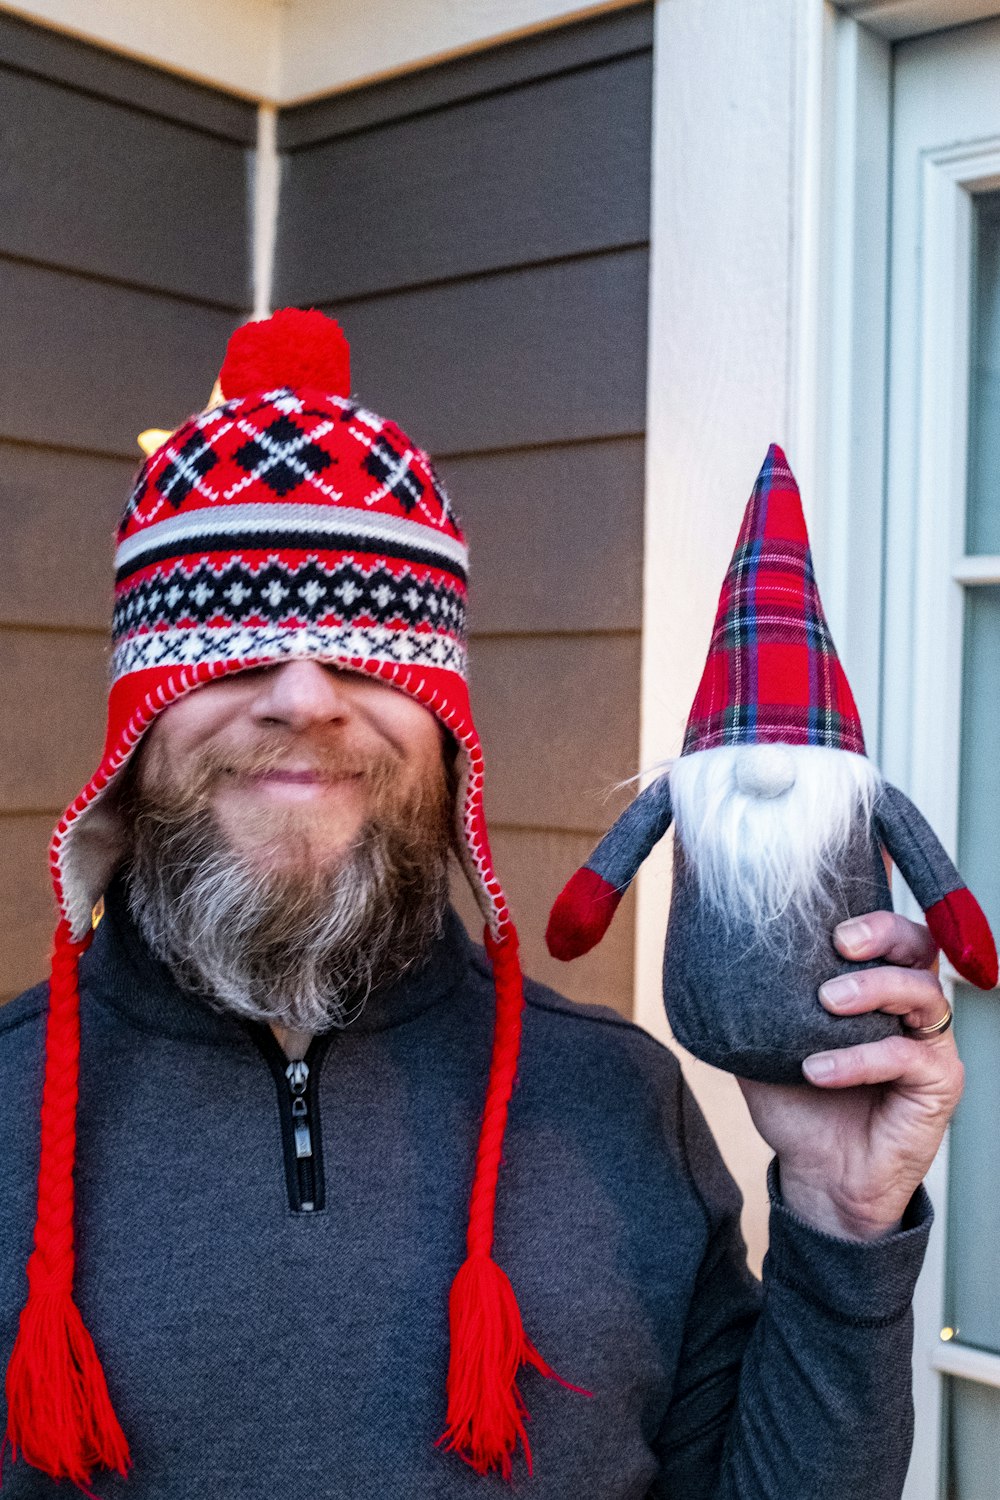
left=440, top=1252, right=563, bottom=1478
left=4, top=920, right=130, bottom=1490
left=437, top=926, right=587, bottom=1479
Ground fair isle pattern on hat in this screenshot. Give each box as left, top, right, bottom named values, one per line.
left=681, top=443, right=866, bottom=757
left=112, top=392, right=468, bottom=682
left=6, top=309, right=570, bottom=1493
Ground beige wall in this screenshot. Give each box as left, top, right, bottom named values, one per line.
left=637, top=0, right=822, bottom=1274
left=0, top=0, right=640, bottom=100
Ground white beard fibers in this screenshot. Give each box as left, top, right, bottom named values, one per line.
left=668, top=744, right=881, bottom=937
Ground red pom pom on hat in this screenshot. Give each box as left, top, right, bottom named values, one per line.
left=219, top=307, right=351, bottom=400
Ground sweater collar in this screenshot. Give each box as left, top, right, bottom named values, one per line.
left=79, top=870, right=475, bottom=1046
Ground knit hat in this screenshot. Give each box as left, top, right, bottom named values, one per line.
left=4, top=309, right=574, bottom=1488
left=682, top=442, right=865, bottom=757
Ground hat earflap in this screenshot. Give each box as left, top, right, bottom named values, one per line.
left=438, top=926, right=588, bottom=1477
left=4, top=921, right=130, bottom=1491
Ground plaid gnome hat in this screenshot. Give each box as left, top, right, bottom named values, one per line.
left=682, top=442, right=866, bottom=757
left=5, top=309, right=574, bottom=1489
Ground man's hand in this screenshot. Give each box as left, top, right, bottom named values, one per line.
left=738, top=909, right=965, bottom=1242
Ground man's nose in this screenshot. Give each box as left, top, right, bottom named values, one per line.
left=248, top=660, right=355, bottom=731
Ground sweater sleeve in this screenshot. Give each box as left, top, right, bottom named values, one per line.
left=652, top=1080, right=932, bottom=1500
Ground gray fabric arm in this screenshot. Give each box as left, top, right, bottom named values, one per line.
left=653, top=1083, right=932, bottom=1499
left=586, top=772, right=673, bottom=893
left=873, top=780, right=963, bottom=911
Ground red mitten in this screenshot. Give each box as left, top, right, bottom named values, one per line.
left=925, top=887, right=998, bottom=989
left=545, top=868, right=623, bottom=961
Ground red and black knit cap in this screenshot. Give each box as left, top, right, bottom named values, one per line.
left=682, top=442, right=865, bottom=758
left=5, top=309, right=570, bottom=1489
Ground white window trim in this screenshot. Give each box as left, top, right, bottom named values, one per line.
left=892, top=140, right=1000, bottom=803
left=953, top=555, right=1000, bottom=583
left=932, top=1338, right=1000, bottom=1391
left=883, top=134, right=1000, bottom=1500
left=791, top=40, right=1000, bottom=1500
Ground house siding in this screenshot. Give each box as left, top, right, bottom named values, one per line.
left=0, top=4, right=653, bottom=1014
left=0, top=11, right=255, bottom=999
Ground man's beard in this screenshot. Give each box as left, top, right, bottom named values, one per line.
left=117, top=739, right=455, bottom=1033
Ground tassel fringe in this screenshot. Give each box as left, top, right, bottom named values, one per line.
left=5, top=1284, right=130, bottom=1490
left=438, top=1252, right=564, bottom=1478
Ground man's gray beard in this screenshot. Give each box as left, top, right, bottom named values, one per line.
left=119, top=772, right=453, bottom=1033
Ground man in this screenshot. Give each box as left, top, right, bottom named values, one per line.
left=1, top=309, right=961, bottom=1498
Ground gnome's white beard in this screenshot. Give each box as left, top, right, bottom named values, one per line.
left=668, top=744, right=881, bottom=936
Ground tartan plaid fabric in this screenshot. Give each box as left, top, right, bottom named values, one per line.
left=682, top=444, right=866, bottom=756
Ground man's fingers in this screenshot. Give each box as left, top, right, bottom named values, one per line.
left=834, top=909, right=939, bottom=971
left=803, top=1033, right=963, bottom=1098
left=819, top=964, right=949, bottom=1031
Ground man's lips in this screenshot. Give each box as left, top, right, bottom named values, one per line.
left=255, top=770, right=342, bottom=783
left=225, top=768, right=365, bottom=792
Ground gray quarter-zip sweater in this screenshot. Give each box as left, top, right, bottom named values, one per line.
left=0, top=878, right=931, bottom=1498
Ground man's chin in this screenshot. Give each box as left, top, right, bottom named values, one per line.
left=120, top=764, right=454, bottom=1029
left=213, top=808, right=362, bottom=878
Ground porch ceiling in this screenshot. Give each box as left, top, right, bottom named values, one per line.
left=838, top=0, right=1000, bottom=41
left=0, top=0, right=643, bottom=104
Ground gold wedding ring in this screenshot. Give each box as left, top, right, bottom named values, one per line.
left=902, top=1002, right=954, bottom=1040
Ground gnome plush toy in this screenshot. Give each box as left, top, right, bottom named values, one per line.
left=546, top=444, right=997, bottom=1085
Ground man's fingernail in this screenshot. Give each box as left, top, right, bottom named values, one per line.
left=836, top=919, right=873, bottom=955
left=820, top=975, right=859, bottom=1008
left=803, top=1054, right=837, bottom=1082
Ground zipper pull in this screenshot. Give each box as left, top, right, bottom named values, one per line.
left=285, top=1059, right=313, bottom=1161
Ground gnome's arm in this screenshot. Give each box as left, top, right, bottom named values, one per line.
left=546, top=773, right=673, bottom=960
left=874, top=782, right=998, bottom=988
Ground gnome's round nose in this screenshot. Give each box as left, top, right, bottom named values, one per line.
left=734, top=745, right=797, bottom=799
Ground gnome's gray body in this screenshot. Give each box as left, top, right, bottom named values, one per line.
left=579, top=774, right=960, bottom=1085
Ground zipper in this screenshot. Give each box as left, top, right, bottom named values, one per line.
left=286, top=1059, right=316, bottom=1211
left=251, top=1029, right=332, bottom=1214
